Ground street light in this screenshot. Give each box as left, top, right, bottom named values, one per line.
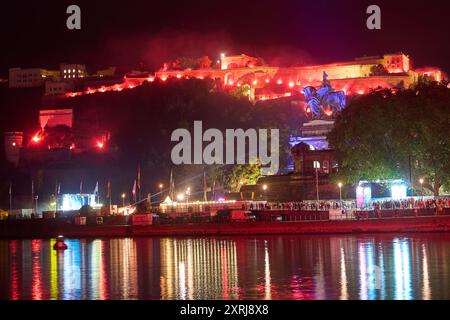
left=313, top=161, right=321, bottom=209
left=185, top=187, right=191, bottom=202
left=262, top=184, right=268, bottom=201
left=121, top=193, right=126, bottom=207
left=338, top=182, right=343, bottom=209
left=177, top=193, right=185, bottom=201
left=158, top=183, right=164, bottom=201
left=419, top=178, right=424, bottom=200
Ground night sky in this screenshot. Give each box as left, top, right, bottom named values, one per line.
left=1, top=0, right=449, bottom=75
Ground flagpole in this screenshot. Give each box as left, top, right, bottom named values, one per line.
left=55, top=181, right=58, bottom=213
left=107, top=178, right=112, bottom=215
left=31, top=180, right=34, bottom=213
left=203, top=171, right=207, bottom=202
left=80, top=178, right=83, bottom=205
left=109, top=180, right=112, bottom=214
left=137, top=164, right=141, bottom=202
left=9, top=182, right=12, bottom=214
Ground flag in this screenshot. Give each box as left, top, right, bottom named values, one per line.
left=80, top=179, right=83, bottom=195
left=94, top=181, right=99, bottom=195
left=203, top=171, right=207, bottom=202
left=137, top=164, right=141, bottom=189
left=169, top=169, right=174, bottom=200
left=9, top=183, right=12, bottom=212
left=137, top=164, right=141, bottom=201
left=132, top=179, right=137, bottom=202
left=211, top=179, right=216, bottom=201
left=57, top=183, right=61, bottom=194
left=107, top=178, right=111, bottom=198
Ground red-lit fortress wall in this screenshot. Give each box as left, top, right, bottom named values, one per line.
left=64, top=53, right=445, bottom=100
left=155, top=53, right=444, bottom=100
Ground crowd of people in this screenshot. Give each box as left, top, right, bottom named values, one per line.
left=250, top=200, right=348, bottom=211
left=371, top=198, right=450, bottom=210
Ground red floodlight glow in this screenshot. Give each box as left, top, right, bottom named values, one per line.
left=277, top=79, right=283, bottom=85
left=288, top=81, right=294, bottom=88
left=97, top=141, right=104, bottom=149
left=11, top=142, right=16, bottom=147
left=32, top=135, right=40, bottom=143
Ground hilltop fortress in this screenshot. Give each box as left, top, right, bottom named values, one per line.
left=156, top=52, right=445, bottom=101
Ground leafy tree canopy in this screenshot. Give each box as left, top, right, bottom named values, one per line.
left=328, top=81, right=450, bottom=195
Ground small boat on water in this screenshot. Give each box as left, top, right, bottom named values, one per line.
left=53, top=235, right=68, bottom=250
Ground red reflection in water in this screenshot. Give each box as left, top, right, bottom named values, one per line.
left=31, top=240, right=43, bottom=300
left=99, top=240, right=108, bottom=300
left=221, top=246, right=229, bottom=300
left=290, top=275, right=316, bottom=300
left=10, top=240, right=19, bottom=300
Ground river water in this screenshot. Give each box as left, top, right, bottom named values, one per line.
left=0, top=234, right=449, bottom=300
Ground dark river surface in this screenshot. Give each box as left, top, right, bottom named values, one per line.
left=1, top=234, right=449, bottom=300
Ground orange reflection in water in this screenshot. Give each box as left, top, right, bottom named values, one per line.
left=2, top=235, right=450, bottom=300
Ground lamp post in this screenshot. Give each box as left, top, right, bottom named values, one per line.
left=262, top=184, right=268, bottom=201
left=159, top=183, right=163, bottom=201
left=121, top=193, right=126, bottom=207
left=419, top=178, right=424, bottom=201
left=338, top=182, right=343, bottom=209
left=34, top=195, right=39, bottom=214
left=313, top=161, right=320, bottom=210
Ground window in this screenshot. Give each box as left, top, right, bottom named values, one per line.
left=332, top=160, right=339, bottom=173
left=323, top=160, right=329, bottom=174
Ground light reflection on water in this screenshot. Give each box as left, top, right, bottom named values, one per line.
left=0, top=234, right=450, bottom=300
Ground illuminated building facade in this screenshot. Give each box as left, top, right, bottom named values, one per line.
left=4, top=107, right=111, bottom=166
left=45, top=81, right=74, bottom=96
left=8, top=68, right=59, bottom=88
left=60, top=64, right=86, bottom=80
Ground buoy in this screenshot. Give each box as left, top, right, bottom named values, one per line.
left=53, top=235, right=68, bottom=251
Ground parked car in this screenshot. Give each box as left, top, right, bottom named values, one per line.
left=272, top=214, right=283, bottom=222
left=217, top=209, right=256, bottom=222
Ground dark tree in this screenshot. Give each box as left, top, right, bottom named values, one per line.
left=328, top=81, right=450, bottom=195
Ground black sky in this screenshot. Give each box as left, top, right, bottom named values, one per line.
left=1, top=0, right=449, bottom=75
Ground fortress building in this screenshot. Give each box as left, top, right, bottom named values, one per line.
left=156, top=52, right=445, bottom=101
